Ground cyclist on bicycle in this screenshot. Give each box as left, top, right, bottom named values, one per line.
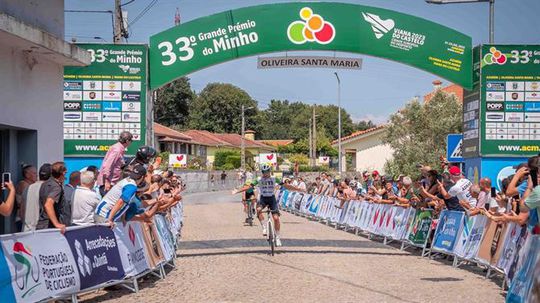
left=234, top=164, right=289, bottom=246
left=242, top=180, right=257, bottom=223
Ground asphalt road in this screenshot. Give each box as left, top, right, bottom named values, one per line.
left=81, top=190, right=505, bottom=303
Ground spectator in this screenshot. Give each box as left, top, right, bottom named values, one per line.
left=96, top=131, right=133, bottom=196
left=38, top=162, right=68, bottom=233
left=71, top=171, right=100, bottom=226
left=16, top=164, right=37, bottom=230
left=438, top=166, right=476, bottom=210
left=297, top=177, right=307, bottom=192
left=22, top=164, right=51, bottom=231
left=0, top=179, right=16, bottom=217
left=476, top=177, right=491, bottom=210
left=94, top=164, right=147, bottom=225
left=221, top=170, right=227, bottom=187
left=59, top=171, right=80, bottom=227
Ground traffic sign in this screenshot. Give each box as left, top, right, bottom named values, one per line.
left=447, top=134, right=463, bottom=162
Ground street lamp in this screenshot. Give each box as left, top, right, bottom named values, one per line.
left=425, top=0, right=495, bottom=43
left=241, top=105, right=254, bottom=172
left=334, top=72, right=342, bottom=176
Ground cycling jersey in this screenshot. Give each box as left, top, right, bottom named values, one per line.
left=95, top=178, right=138, bottom=221
left=252, top=176, right=281, bottom=197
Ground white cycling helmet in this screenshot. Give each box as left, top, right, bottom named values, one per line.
left=260, top=163, right=271, bottom=173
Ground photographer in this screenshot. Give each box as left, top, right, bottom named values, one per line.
left=0, top=178, right=16, bottom=217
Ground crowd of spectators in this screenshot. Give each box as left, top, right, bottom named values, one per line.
left=0, top=131, right=184, bottom=235
left=283, top=156, right=539, bottom=234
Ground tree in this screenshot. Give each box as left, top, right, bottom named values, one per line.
left=314, top=104, right=355, bottom=140
left=355, top=120, right=376, bottom=131
left=383, top=91, right=462, bottom=177
left=188, top=83, right=259, bottom=134
left=154, top=77, right=195, bottom=127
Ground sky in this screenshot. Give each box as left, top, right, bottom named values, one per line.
left=65, top=0, right=540, bottom=124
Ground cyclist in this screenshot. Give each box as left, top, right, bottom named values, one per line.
left=123, top=146, right=157, bottom=178
left=242, top=180, right=257, bottom=223
left=234, top=164, right=290, bottom=247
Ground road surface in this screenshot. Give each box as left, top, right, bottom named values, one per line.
left=82, top=190, right=505, bottom=303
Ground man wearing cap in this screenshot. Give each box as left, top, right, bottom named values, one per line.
left=94, top=164, right=147, bottom=226
left=438, top=166, right=476, bottom=209
left=96, top=131, right=133, bottom=196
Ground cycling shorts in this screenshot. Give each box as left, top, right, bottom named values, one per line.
left=244, top=191, right=256, bottom=200
left=257, top=195, right=280, bottom=215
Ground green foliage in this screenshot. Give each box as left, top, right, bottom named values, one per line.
left=383, top=91, right=462, bottom=177
left=221, top=163, right=235, bottom=170
left=187, top=157, right=206, bottom=170
left=188, top=83, right=259, bottom=134
left=158, top=151, right=170, bottom=170
left=299, top=165, right=328, bottom=172
left=287, top=153, right=309, bottom=165
left=355, top=120, right=376, bottom=131
left=214, top=150, right=241, bottom=169
left=154, top=77, right=195, bottom=127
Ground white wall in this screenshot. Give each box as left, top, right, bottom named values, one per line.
left=340, top=130, right=394, bottom=174
left=0, top=0, right=65, bottom=164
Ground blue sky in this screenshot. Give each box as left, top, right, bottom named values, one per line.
left=65, top=0, right=540, bottom=124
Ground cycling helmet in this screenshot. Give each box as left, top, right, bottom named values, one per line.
left=349, top=180, right=357, bottom=188
left=260, top=163, right=271, bottom=173
left=136, top=146, right=157, bottom=164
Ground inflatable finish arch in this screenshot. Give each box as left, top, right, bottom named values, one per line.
left=148, top=2, right=472, bottom=90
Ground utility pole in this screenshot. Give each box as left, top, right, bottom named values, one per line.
left=114, top=0, right=122, bottom=43
left=241, top=105, right=246, bottom=171
left=309, top=119, right=313, bottom=167
left=334, top=72, right=342, bottom=176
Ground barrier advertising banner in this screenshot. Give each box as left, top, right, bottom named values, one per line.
left=64, top=226, right=125, bottom=290
left=476, top=220, right=507, bottom=266
left=454, top=215, right=487, bottom=259
left=63, top=44, right=148, bottom=156
left=432, top=210, right=464, bottom=254
left=497, top=223, right=526, bottom=277
left=141, top=222, right=165, bottom=268
left=407, top=210, right=433, bottom=245
left=114, top=222, right=150, bottom=277
left=507, top=235, right=540, bottom=303
left=0, top=231, right=81, bottom=303
left=153, top=215, right=176, bottom=261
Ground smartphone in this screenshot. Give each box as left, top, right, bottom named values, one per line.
left=490, top=187, right=497, bottom=198
left=2, top=173, right=11, bottom=189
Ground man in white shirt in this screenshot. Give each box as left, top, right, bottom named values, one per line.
left=71, top=171, right=100, bottom=226
left=438, top=166, right=476, bottom=209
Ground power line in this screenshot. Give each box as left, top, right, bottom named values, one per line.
left=128, top=0, right=158, bottom=27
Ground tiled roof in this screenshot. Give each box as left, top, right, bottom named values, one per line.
left=424, top=83, right=464, bottom=103
left=214, top=133, right=274, bottom=150
left=154, top=123, right=192, bottom=142
left=182, top=130, right=233, bottom=147
left=332, top=125, right=386, bottom=145
left=257, top=139, right=294, bottom=147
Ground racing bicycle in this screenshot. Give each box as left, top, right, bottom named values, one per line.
left=245, top=199, right=256, bottom=226
left=263, top=209, right=277, bottom=256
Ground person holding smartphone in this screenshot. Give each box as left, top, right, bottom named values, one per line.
left=0, top=174, right=16, bottom=217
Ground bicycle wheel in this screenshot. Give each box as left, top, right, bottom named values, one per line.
left=247, top=201, right=254, bottom=226
left=268, top=219, right=275, bottom=256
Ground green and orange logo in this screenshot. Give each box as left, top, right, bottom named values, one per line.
left=483, top=47, right=507, bottom=65
left=13, top=242, right=41, bottom=297
left=287, top=7, right=335, bottom=45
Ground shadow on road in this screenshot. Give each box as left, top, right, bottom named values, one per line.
left=178, top=249, right=407, bottom=258
left=180, top=238, right=390, bottom=250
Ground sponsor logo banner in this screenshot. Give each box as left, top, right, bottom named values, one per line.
left=122, top=113, right=141, bottom=122
left=82, top=112, right=102, bottom=122
left=102, top=112, right=122, bottom=122
left=485, top=112, right=505, bottom=122
left=525, top=91, right=540, bottom=102
left=506, top=92, right=525, bottom=102
left=506, top=102, right=524, bottom=112
left=122, top=102, right=141, bottom=112
left=525, top=113, right=540, bottom=122
left=432, top=210, right=464, bottom=253
left=486, top=102, right=504, bottom=111
left=114, top=222, right=150, bottom=277
left=102, top=81, right=121, bottom=91
left=476, top=220, right=507, bottom=266
left=102, top=91, right=122, bottom=101
left=486, top=91, right=504, bottom=101
left=506, top=81, right=525, bottom=91
left=153, top=215, right=176, bottom=261
left=64, top=226, right=125, bottom=290
left=102, top=102, right=122, bottom=112
left=64, top=81, right=83, bottom=91
left=64, top=91, right=83, bottom=101
left=485, top=81, right=505, bottom=91
left=169, top=154, right=187, bottom=167
left=526, top=81, right=540, bottom=91
left=506, top=112, right=525, bottom=122
left=83, top=91, right=102, bottom=101
left=83, top=81, right=102, bottom=90
left=64, top=102, right=81, bottom=111
left=122, top=92, right=141, bottom=102
left=525, top=102, right=540, bottom=112
left=122, top=81, right=141, bottom=91
left=82, top=102, right=102, bottom=111
left=64, top=112, right=82, bottom=121
left=140, top=222, right=165, bottom=268
left=407, top=210, right=432, bottom=245
left=0, top=231, right=81, bottom=303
